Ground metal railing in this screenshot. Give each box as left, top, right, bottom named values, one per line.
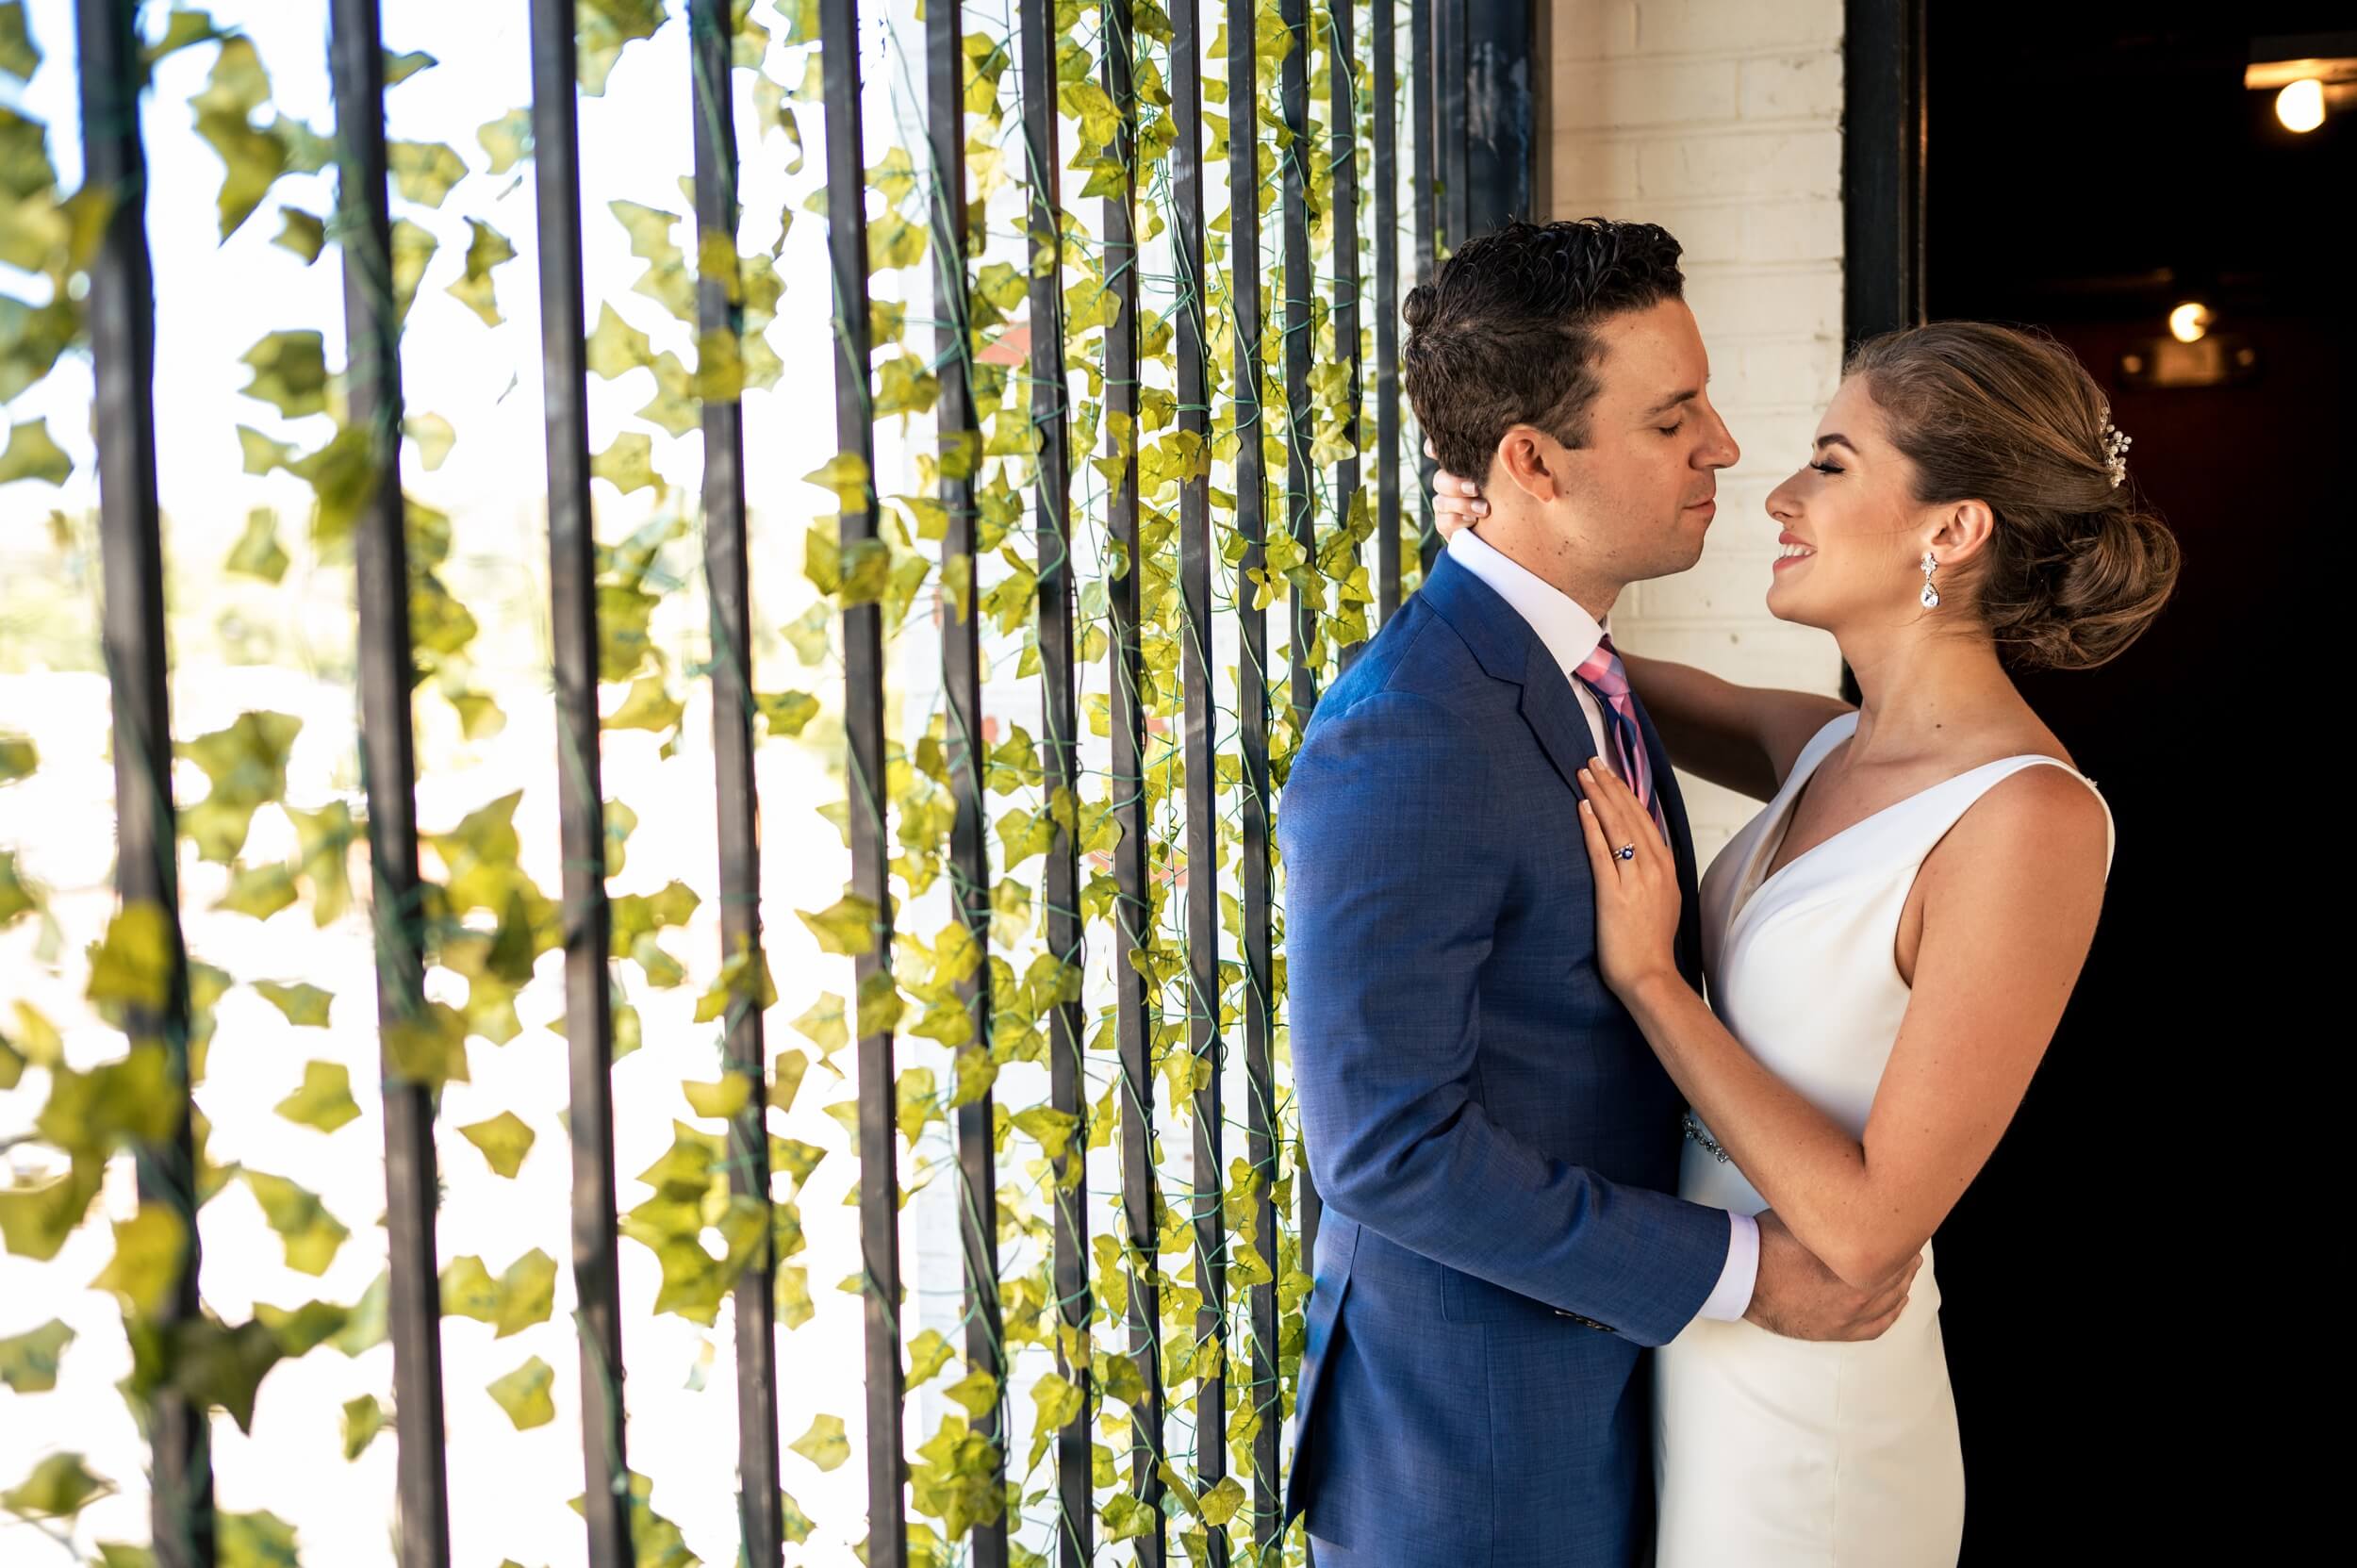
left=43, top=0, right=1468, bottom=1562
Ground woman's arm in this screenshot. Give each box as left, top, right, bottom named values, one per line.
left=1619, top=652, right=1851, bottom=802
left=1428, top=462, right=1850, bottom=801
left=1577, top=760, right=2110, bottom=1290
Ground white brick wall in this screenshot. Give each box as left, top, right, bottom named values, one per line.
left=1539, top=0, right=1850, bottom=866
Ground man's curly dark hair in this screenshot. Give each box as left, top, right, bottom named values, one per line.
left=1402, top=218, right=1687, bottom=480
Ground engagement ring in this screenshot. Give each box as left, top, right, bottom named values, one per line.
left=1614, top=842, right=1637, bottom=861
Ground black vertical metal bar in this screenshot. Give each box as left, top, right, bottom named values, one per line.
left=1280, top=0, right=1325, bottom=1293
left=1090, top=10, right=1150, bottom=1568
left=928, top=6, right=1010, bottom=1568
left=1096, top=3, right=1160, bottom=1561
left=76, top=5, right=210, bottom=1563
left=1373, top=0, right=1401, bottom=622
left=1409, top=0, right=1439, bottom=576
left=1327, top=0, right=1361, bottom=661
left=327, top=4, right=451, bottom=1565
left=1440, top=0, right=1470, bottom=248
left=1169, top=4, right=1225, bottom=1564
left=1842, top=0, right=1928, bottom=347
left=818, top=6, right=905, bottom=1564
left=1224, top=0, right=1279, bottom=1555
left=1279, top=0, right=1314, bottom=732
left=524, top=5, right=632, bottom=1563
left=1014, top=0, right=1093, bottom=1555
left=687, top=6, right=783, bottom=1563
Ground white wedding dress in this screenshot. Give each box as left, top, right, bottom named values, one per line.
left=1653, top=711, right=2112, bottom=1567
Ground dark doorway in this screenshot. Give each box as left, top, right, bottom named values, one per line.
left=1923, top=5, right=2350, bottom=1560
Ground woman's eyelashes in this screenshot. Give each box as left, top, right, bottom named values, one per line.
left=1808, top=457, right=1844, bottom=475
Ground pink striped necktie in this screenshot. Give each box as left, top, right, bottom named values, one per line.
left=1572, top=634, right=1670, bottom=842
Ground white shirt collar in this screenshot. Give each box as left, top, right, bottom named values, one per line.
left=1445, top=525, right=1608, bottom=681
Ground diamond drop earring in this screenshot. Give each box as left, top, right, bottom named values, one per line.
left=1919, top=551, right=1941, bottom=609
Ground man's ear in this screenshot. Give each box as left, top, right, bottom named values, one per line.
left=1495, top=424, right=1561, bottom=503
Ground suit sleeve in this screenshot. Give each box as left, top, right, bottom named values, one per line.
left=1279, top=689, right=1730, bottom=1346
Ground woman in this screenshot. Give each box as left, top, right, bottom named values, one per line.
left=1430, top=322, right=2180, bottom=1565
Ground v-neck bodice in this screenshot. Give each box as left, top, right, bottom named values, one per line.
left=1689, top=711, right=2113, bottom=1182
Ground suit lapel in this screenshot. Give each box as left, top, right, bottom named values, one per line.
left=1418, top=555, right=1606, bottom=795
left=1422, top=553, right=1704, bottom=981
left=1518, top=668, right=1605, bottom=799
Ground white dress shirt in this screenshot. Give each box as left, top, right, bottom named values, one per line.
left=1447, top=526, right=1761, bottom=1324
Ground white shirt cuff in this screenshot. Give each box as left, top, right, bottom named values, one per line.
left=1694, top=1211, right=1760, bottom=1322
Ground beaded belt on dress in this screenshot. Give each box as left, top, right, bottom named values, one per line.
left=1683, top=1111, right=1731, bottom=1164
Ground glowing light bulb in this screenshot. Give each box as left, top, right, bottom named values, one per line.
left=2168, top=302, right=2214, bottom=344
left=2277, top=78, right=2327, bottom=132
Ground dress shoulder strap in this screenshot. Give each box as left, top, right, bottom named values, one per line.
left=1915, top=754, right=2117, bottom=877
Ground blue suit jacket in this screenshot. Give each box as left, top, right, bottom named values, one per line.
left=1278, top=553, right=1731, bottom=1567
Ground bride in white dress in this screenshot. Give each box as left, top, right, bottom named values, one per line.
left=1436, top=322, right=2179, bottom=1564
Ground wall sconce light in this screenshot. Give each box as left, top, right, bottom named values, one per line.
left=2248, top=32, right=2357, bottom=132
left=2276, top=77, right=2327, bottom=132
left=2167, top=302, right=2214, bottom=343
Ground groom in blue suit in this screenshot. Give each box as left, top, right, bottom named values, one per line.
left=1278, top=221, right=1900, bottom=1566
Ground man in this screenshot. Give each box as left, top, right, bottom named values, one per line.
left=1277, top=219, right=1914, bottom=1567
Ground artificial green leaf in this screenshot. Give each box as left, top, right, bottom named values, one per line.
left=681, top=1076, right=749, bottom=1119
left=241, top=1169, right=348, bottom=1276
left=439, top=1254, right=502, bottom=1324
left=86, top=900, right=174, bottom=1012
left=791, top=993, right=848, bottom=1053
left=330, top=1271, right=390, bottom=1355
left=486, top=1355, right=556, bottom=1429
left=796, top=893, right=879, bottom=956
left=591, top=429, right=662, bottom=496
left=191, top=40, right=287, bottom=240
left=390, top=215, right=437, bottom=323
left=254, top=980, right=333, bottom=1028
left=802, top=450, right=870, bottom=510
left=444, top=217, right=515, bottom=326
left=907, top=1327, right=955, bottom=1388
left=215, top=860, right=297, bottom=919
left=89, top=1204, right=187, bottom=1319
left=764, top=688, right=830, bottom=735
left=252, top=1298, right=350, bottom=1357
left=387, top=140, right=467, bottom=206
left=578, top=0, right=668, bottom=95
left=405, top=409, right=456, bottom=470
left=0, top=1157, right=101, bottom=1261
left=459, top=1110, right=535, bottom=1178
left=0, top=3, right=40, bottom=84
left=272, top=206, right=323, bottom=263
left=0, top=1317, right=74, bottom=1394
left=585, top=301, right=653, bottom=378
left=237, top=422, right=295, bottom=474
left=274, top=1060, right=358, bottom=1133
left=495, top=1247, right=556, bottom=1338
left=1, top=1451, right=111, bottom=1521
left=341, top=1393, right=384, bottom=1460
left=237, top=330, right=325, bottom=418
left=0, top=734, right=34, bottom=783
left=223, top=507, right=289, bottom=582
left=0, top=417, right=69, bottom=486
left=789, top=1412, right=849, bottom=1472
left=384, top=999, right=469, bottom=1091
left=383, top=47, right=437, bottom=87
left=605, top=673, right=683, bottom=734
left=477, top=107, right=531, bottom=173
left=217, top=1508, right=300, bottom=1568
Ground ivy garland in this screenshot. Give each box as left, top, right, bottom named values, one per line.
left=0, top=0, right=1422, bottom=1562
